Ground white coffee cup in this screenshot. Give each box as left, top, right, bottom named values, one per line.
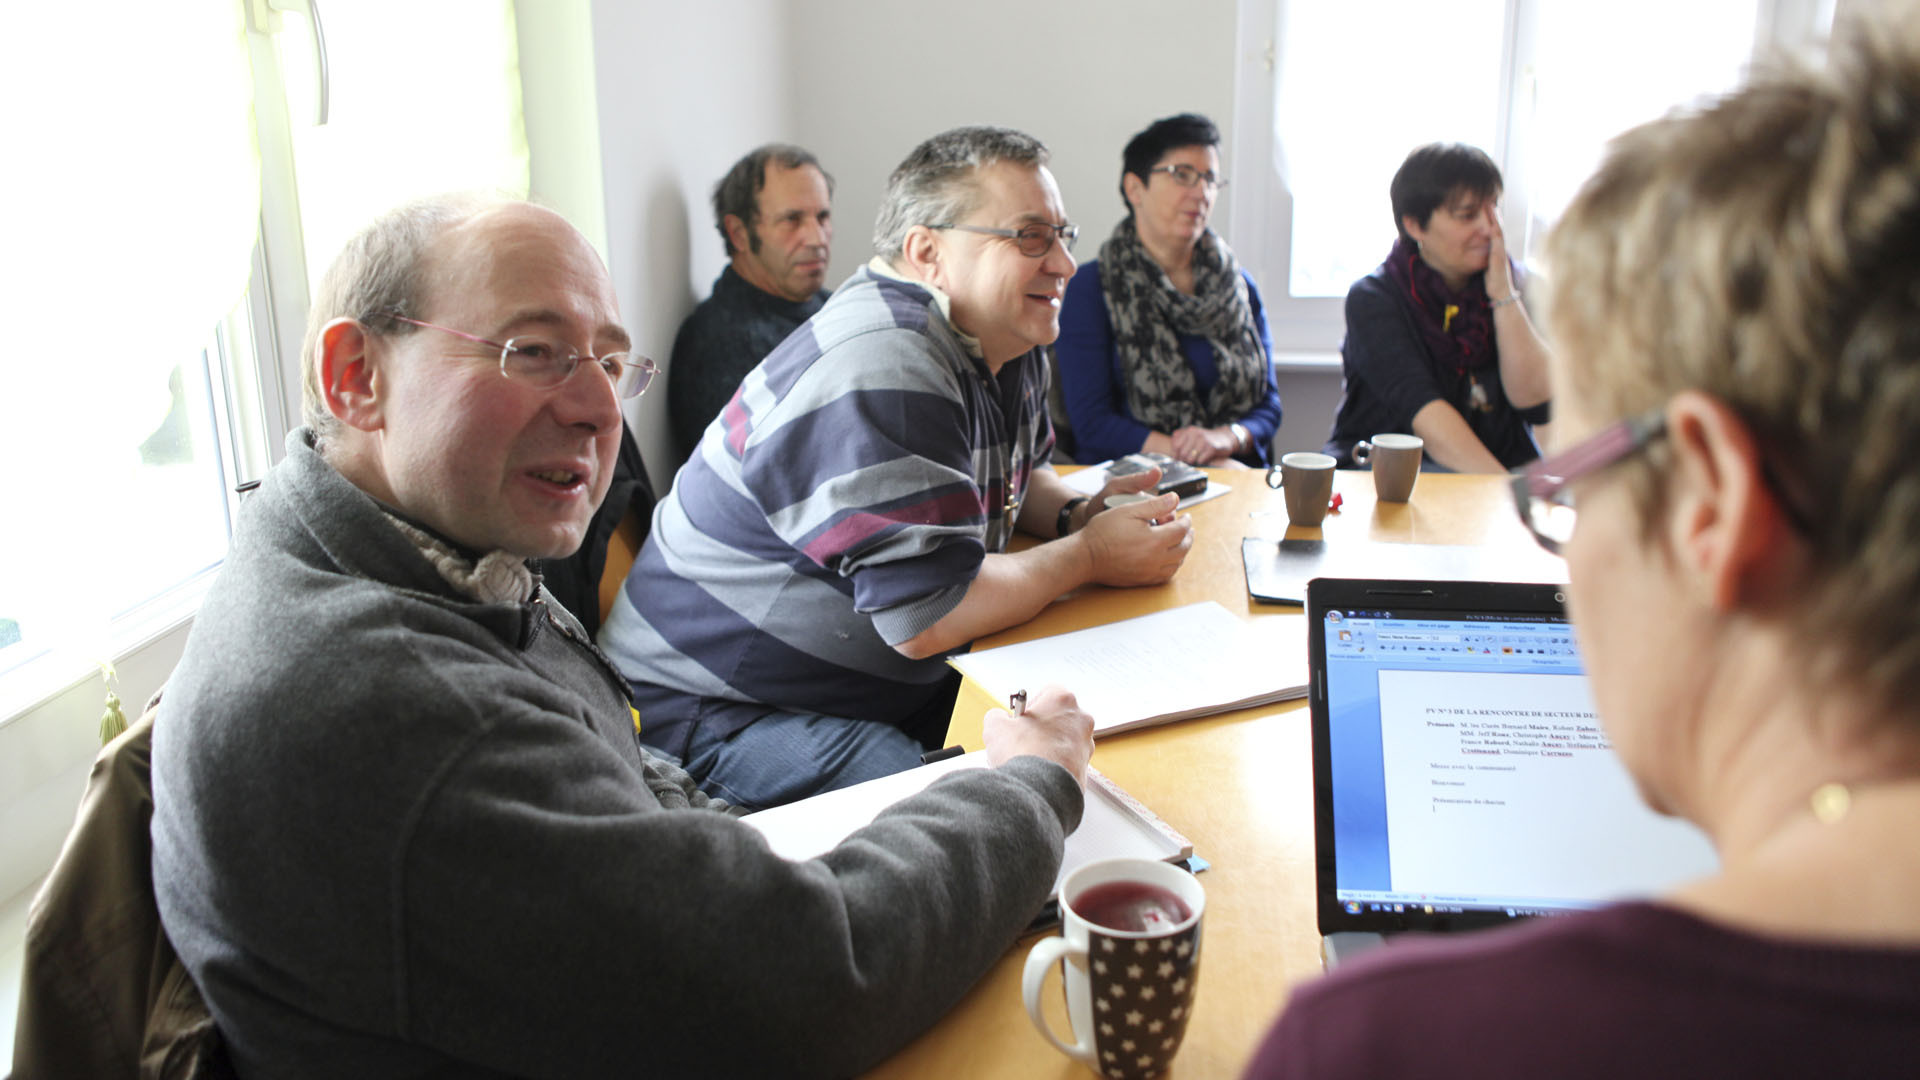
left=1101, top=490, right=1175, bottom=526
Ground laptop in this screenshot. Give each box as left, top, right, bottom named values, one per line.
left=1305, top=578, right=1720, bottom=968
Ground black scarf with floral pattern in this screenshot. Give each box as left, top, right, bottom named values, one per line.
left=1100, top=216, right=1267, bottom=433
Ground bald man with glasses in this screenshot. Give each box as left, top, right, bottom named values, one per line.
left=601, top=126, right=1195, bottom=810
left=151, top=193, right=1104, bottom=1077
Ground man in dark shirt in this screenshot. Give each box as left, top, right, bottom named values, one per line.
left=668, top=144, right=834, bottom=464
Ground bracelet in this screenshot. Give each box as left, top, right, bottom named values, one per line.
left=1491, top=293, right=1523, bottom=310
left=1230, top=422, right=1251, bottom=454
left=1057, top=496, right=1090, bottom=537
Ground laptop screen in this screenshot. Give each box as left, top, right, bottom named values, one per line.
left=1308, top=579, right=1718, bottom=936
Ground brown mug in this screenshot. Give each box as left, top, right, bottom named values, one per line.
left=1352, top=434, right=1424, bottom=502
left=1265, top=452, right=1338, bottom=526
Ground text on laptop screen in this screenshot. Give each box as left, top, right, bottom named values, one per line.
left=1323, top=607, right=1716, bottom=918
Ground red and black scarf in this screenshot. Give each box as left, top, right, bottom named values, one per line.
left=1381, top=236, right=1498, bottom=374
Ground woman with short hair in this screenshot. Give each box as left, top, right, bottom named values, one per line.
left=1248, top=15, right=1920, bottom=1077
left=1323, top=143, right=1552, bottom=472
left=1054, top=113, right=1283, bottom=467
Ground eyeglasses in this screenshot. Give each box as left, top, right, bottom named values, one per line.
left=1510, top=407, right=1667, bottom=553
left=1150, top=164, right=1228, bottom=190
left=381, top=315, right=656, bottom=399
left=929, top=221, right=1079, bottom=257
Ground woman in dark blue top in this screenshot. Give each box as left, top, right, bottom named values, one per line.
left=1323, top=143, right=1552, bottom=472
left=1054, top=113, right=1282, bottom=467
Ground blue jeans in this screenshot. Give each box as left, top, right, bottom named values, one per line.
left=683, top=711, right=929, bottom=811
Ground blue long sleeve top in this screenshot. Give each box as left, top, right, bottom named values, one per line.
left=1054, top=259, right=1283, bottom=465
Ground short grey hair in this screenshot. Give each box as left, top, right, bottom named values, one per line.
left=872, top=126, right=1050, bottom=261
left=298, top=192, right=499, bottom=442
left=711, top=143, right=833, bottom=258
left=1546, top=12, right=1920, bottom=715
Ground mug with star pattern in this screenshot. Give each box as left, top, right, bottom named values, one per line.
left=1022, top=857, right=1206, bottom=1078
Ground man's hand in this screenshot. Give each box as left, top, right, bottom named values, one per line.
left=1078, top=493, right=1192, bottom=586
left=1169, top=425, right=1236, bottom=465
left=1094, top=461, right=1161, bottom=504
left=1064, top=463, right=1162, bottom=535
left=983, top=684, right=1094, bottom=786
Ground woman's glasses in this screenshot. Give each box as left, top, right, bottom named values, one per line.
left=1510, top=408, right=1667, bottom=553
left=1150, top=164, right=1228, bottom=190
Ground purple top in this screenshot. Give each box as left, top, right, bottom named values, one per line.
left=1245, top=901, right=1920, bottom=1079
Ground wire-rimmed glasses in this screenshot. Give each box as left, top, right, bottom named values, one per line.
left=382, top=315, right=657, bottom=399
left=1510, top=407, right=1667, bottom=553
left=929, top=221, right=1079, bottom=257
left=1150, top=164, right=1228, bottom=190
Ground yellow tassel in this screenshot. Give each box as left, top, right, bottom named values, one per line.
left=100, top=687, right=128, bottom=745
left=1444, top=303, right=1459, bottom=333
left=95, top=660, right=129, bottom=745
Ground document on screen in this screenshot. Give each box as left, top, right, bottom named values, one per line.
left=1375, top=668, right=1717, bottom=903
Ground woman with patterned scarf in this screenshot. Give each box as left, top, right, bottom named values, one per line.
left=1055, top=113, right=1283, bottom=467
left=1323, top=142, right=1552, bottom=472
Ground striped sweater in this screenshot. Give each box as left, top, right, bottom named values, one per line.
left=601, top=266, right=1055, bottom=758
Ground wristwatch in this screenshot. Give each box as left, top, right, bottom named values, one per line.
left=1057, top=496, right=1090, bottom=537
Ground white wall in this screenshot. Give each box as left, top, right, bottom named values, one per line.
left=585, top=0, right=1250, bottom=486
left=788, top=0, right=1238, bottom=292
left=590, top=0, right=795, bottom=492
left=0, top=625, right=187, bottom=909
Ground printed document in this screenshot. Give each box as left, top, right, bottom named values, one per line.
left=949, top=601, right=1308, bottom=736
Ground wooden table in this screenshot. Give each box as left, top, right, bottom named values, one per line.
left=862, top=469, right=1550, bottom=1079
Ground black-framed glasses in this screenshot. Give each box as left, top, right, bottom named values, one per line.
left=1510, top=407, right=1667, bottom=553
left=929, top=221, right=1079, bottom=257
left=382, top=315, right=656, bottom=399
left=1150, top=164, right=1228, bottom=190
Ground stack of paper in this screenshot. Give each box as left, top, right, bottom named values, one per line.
left=741, top=752, right=1192, bottom=899
left=949, top=601, right=1309, bottom=736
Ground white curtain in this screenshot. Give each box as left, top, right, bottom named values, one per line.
left=286, top=0, right=530, bottom=299
left=1, top=1, right=259, bottom=437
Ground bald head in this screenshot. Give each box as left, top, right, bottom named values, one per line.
left=304, top=196, right=630, bottom=558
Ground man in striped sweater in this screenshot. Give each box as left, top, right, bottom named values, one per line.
left=601, top=127, right=1195, bottom=808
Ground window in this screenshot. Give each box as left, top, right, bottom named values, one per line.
left=1, top=0, right=526, bottom=719
left=1230, top=0, right=1836, bottom=351
left=1, top=3, right=263, bottom=704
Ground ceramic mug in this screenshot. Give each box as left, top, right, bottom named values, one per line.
left=1022, top=858, right=1206, bottom=1078
left=1264, top=451, right=1338, bottom=526
left=1352, top=433, right=1424, bottom=503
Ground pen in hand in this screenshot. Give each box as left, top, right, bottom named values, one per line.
left=922, top=690, right=1032, bottom=766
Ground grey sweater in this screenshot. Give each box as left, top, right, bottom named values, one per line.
left=151, top=429, right=1083, bottom=1079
